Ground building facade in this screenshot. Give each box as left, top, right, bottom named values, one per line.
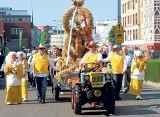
left=31, top=26, right=41, bottom=49
left=0, top=7, right=31, bottom=51
left=96, top=19, right=118, bottom=43
left=50, top=34, right=64, bottom=49
left=122, top=0, right=160, bottom=57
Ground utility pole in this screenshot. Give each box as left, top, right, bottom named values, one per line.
left=2, top=30, right=6, bottom=55
left=118, top=0, right=121, bottom=23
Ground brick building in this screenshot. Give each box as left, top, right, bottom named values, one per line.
left=0, top=7, right=31, bottom=51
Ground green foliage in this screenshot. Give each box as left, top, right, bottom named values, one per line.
left=145, top=59, right=160, bottom=82
left=108, top=26, right=116, bottom=44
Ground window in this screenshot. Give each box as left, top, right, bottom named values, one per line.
left=11, top=28, right=23, bottom=35
left=136, top=29, right=137, bottom=39
left=6, top=18, right=10, bottom=22
left=133, top=0, right=135, bottom=10
left=133, top=30, right=135, bottom=40
left=133, top=14, right=135, bottom=25
left=11, top=18, right=15, bottom=22
left=135, top=13, right=138, bottom=24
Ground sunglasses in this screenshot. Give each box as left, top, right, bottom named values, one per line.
left=39, top=48, right=46, bottom=50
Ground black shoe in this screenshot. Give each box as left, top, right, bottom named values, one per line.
left=41, top=99, right=45, bottom=104
left=115, top=97, right=122, bottom=101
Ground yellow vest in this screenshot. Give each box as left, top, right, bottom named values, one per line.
left=34, top=53, right=49, bottom=74
left=111, top=53, right=124, bottom=74
left=84, top=52, right=102, bottom=70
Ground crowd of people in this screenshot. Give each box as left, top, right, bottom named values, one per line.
left=3, top=41, right=147, bottom=105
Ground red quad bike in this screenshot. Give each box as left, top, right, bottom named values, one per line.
left=71, top=62, right=116, bottom=115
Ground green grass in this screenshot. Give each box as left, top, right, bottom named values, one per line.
left=145, top=59, right=160, bottom=83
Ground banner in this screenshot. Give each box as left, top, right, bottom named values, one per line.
left=19, top=31, right=22, bottom=49
left=40, top=30, right=50, bottom=44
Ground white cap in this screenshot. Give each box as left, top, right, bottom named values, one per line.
left=135, top=51, right=143, bottom=57
left=113, top=44, right=121, bottom=49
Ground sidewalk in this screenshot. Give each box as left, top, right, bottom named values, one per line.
left=144, top=81, right=160, bottom=88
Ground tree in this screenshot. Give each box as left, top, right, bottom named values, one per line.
left=108, top=26, right=116, bottom=44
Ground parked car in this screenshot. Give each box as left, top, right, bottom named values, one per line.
left=0, top=55, right=5, bottom=78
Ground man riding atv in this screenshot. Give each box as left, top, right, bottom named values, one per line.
left=71, top=41, right=115, bottom=115
left=79, top=41, right=102, bottom=72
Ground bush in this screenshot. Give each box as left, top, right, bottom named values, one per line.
left=145, top=59, right=160, bottom=82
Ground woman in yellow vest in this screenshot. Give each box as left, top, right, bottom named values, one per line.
left=17, top=51, right=30, bottom=102
left=102, top=44, right=127, bottom=100
left=30, top=44, right=58, bottom=104
left=129, top=51, right=146, bottom=100
left=4, top=52, right=23, bottom=105
left=79, top=41, right=102, bottom=72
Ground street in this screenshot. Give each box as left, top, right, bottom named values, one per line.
left=0, top=78, right=160, bottom=117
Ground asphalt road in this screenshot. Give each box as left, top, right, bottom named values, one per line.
left=0, top=78, right=160, bottom=117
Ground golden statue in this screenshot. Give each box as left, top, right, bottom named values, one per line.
left=55, top=0, right=93, bottom=82
left=62, top=0, right=93, bottom=60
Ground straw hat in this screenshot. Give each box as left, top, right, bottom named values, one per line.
left=37, top=43, right=46, bottom=49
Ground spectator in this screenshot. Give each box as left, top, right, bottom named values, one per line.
left=26, top=49, right=32, bottom=60
left=28, top=50, right=37, bottom=88
left=122, top=46, right=134, bottom=93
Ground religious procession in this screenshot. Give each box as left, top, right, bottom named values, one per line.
left=0, top=0, right=149, bottom=116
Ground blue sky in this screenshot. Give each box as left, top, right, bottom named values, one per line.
left=0, top=0, right=118, bottom=26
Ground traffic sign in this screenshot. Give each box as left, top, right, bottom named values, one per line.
left=114, top=23, right=125, bottom=44
left=114, top=23, right=125, bottom=32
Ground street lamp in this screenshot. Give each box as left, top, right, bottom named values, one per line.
left=53, top=20, right=63, bottom=48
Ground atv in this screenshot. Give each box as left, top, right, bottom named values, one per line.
left=71, top=62, right=115, bottom=115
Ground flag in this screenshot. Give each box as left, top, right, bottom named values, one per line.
left=40, top=30, right=50, bottom=44
left=19, top=31, right=22, bottom=49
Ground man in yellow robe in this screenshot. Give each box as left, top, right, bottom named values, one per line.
left=4, top=52, right=23, bottom=105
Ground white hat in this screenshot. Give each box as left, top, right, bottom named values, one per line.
left=113, top=44, right=121, bottom=49
left=17, top=51, right=26, bottom=58
left=6, top=51, right=17, bottom=62
left=135, top=51, right=143, bottom=57
left=31, top=50, right=37, bottom=55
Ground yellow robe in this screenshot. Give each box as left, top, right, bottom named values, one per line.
left=21, top=59, right=30, bottom=99
left=4, top=60, right=23, bottom=104
left=129, top=58, right=146, bottom=96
